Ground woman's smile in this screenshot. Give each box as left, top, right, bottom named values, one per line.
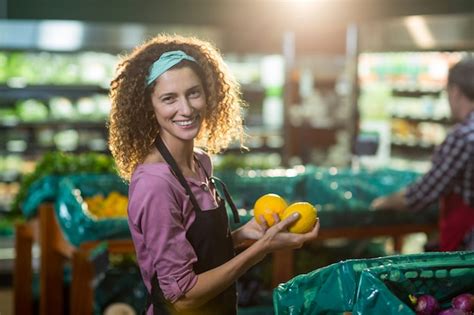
left=173, top=114, right=200, bottom=128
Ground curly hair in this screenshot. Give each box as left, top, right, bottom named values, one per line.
left=108, top=34, right=246, bottom=180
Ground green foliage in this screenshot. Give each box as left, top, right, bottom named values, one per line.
left=11, top=151, right=117, bottom=216
left=213, top=153, right=281, bottom=172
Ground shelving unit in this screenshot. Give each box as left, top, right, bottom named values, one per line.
left=356, top=51, right=470, bottom=169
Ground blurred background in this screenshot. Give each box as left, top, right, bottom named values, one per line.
left=0, top=1, right=473, bottom=314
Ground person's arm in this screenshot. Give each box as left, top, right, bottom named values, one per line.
left=404, top=129, right=470, bottom=211
left=173, top=214, right=320, bottom=311
left=371, top=189, right=408, bottom=211
left=371, top=129, right=470, bottom=211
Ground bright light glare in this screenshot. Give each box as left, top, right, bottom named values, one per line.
left=38, top=21, right=84, bottom=51
left=404, top=16, right=436, bottom=49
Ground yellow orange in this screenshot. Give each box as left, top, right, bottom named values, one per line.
left=280, top=202, right=317, bottom=234
left=253, top=193, right=288, bottom=227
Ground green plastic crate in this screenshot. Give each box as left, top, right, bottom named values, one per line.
left=55, top=174, right=130, bottom=246
left=353, top=259, right=474, bottom=315
left=273, top=251, right=474, bottom=315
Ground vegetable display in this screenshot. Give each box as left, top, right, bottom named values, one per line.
left=84, top=191, right=128, bottom=219
left=11, top=151, right=116, bottom=216
left=411, top=293, right=474, bottom=315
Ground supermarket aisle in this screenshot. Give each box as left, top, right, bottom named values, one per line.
left=0, top=288, right=13, bottom=315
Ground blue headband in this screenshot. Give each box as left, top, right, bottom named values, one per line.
left=146, top=50, right=198, bottom=86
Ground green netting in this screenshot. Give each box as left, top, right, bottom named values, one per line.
left=273, top=251, right=474, bottom=315
left=305, top=167, right=421, bottom=211
left=94, top=265, right=146, bottom=315
left=215, top=168, right=307, bottom=210
left=55, top=174, right=130, bottom=247
left=353, top=259, right=474, bottom=315
left=304, top=167, right=438, bottom=228
left=21, top=175, right=62, bottom=218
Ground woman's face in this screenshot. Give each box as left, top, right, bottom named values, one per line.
left=150, top=66, right=207, bottom=144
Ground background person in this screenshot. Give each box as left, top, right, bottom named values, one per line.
left=371, top=58, right=474, bottom=251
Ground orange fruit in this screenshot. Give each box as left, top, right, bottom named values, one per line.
left=280, top=202, right=317, bottom=234
left=253, top=193, right=288, bottom=227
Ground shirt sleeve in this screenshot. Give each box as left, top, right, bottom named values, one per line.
left=128, top=174, right=198, bottom=302
left=406, top=129, right=470, bottom=210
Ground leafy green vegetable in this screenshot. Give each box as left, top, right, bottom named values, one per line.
left=10, top=151, right=117, bottom=217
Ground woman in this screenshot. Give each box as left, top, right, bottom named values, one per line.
left=108, top=34, right=320, bottom=315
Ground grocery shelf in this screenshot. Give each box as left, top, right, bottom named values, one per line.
left=391, top=88, right=442, bottom=98
left=0, top=120, right=107, bottom=129
left=390, top=115, right=452, bottom=125
left=0, top=84, right=108, bottom=101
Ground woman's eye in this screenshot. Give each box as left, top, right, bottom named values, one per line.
left=161, top=96, right=174, bottom=103
left=189, top=90, right=201, bottom=98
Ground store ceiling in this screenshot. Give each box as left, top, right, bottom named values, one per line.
left=2, top=0, right=474, bottom=54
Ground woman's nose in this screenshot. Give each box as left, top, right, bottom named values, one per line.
left=177, top=97, right=194, bottom=115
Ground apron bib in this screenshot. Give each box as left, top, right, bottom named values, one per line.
left=145, top=136, right=240, bottom=315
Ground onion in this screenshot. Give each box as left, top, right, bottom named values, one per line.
left=452, top=293, right=474, bottom=312
left=437, top=308, right=466, bottom=315
left=414, top=294, right=440, bottom=315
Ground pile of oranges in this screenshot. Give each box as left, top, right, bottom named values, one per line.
left=253, top=193, right=317, bottom=234
left=84, top=191, right=128, bottom=219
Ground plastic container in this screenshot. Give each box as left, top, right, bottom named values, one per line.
left=273, top=251, right=474, bottom=314
left=353, top=259, right=474, bottom=315
left=55, top=174, right=130, bottom=246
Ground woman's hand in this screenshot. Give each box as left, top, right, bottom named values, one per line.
left=256, top=212, right=320, bottom=254
left=231, top=215, right=270, bottom=247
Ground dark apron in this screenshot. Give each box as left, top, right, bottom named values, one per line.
left=439, top=193, right=474, bottom=251
left=144, top=136, right=240, bottom=315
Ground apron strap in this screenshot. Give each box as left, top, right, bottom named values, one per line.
left=154, top=136, right=202, bottom=212
left=211, top=176, right=240, bottom=224
left=189, top=151, right=241, bottom=225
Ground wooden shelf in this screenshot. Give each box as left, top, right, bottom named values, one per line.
left=391, top=89, right=442, bottom=98
left=391, top=115, right=452, bottom=125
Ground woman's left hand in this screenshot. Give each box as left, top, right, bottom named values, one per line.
left=231, top=215, right=269, bottom=246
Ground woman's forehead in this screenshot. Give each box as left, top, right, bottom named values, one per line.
left=153, top=67, right=202, bottom=93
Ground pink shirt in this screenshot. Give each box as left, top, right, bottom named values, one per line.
left=127, top=150, right=219, bottom=304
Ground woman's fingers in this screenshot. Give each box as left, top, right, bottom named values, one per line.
left=274, top=212, right=300, bottom=232
left=302, top=219, right=320, bottom=242
left=258, top=215, right=269, bottom=230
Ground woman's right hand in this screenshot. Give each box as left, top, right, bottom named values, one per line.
left=257, top=212, right=320, bottom=255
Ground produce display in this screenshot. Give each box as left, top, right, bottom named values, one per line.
left=12, top=151, right=116, bottom=217
left=84, top=191, right=128, bottom=219
left=411, top=293, right=474, bottom=315
left=253, top=193, right=318, bottom=234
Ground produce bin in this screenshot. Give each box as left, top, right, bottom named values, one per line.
left=273, top=251, right=474, bottom=315
left=353, top=259, right=474, bottom=315
left=22, top=175, right=63, bottom=218
left=304, top=167, right=433, bottom=227
left=55, top=174, right=130, bottom=247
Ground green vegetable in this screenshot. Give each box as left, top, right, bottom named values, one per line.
left=10, top=151, right=117, bottom=217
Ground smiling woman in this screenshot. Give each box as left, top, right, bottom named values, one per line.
left=108, top=34, right=320, bottom=315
